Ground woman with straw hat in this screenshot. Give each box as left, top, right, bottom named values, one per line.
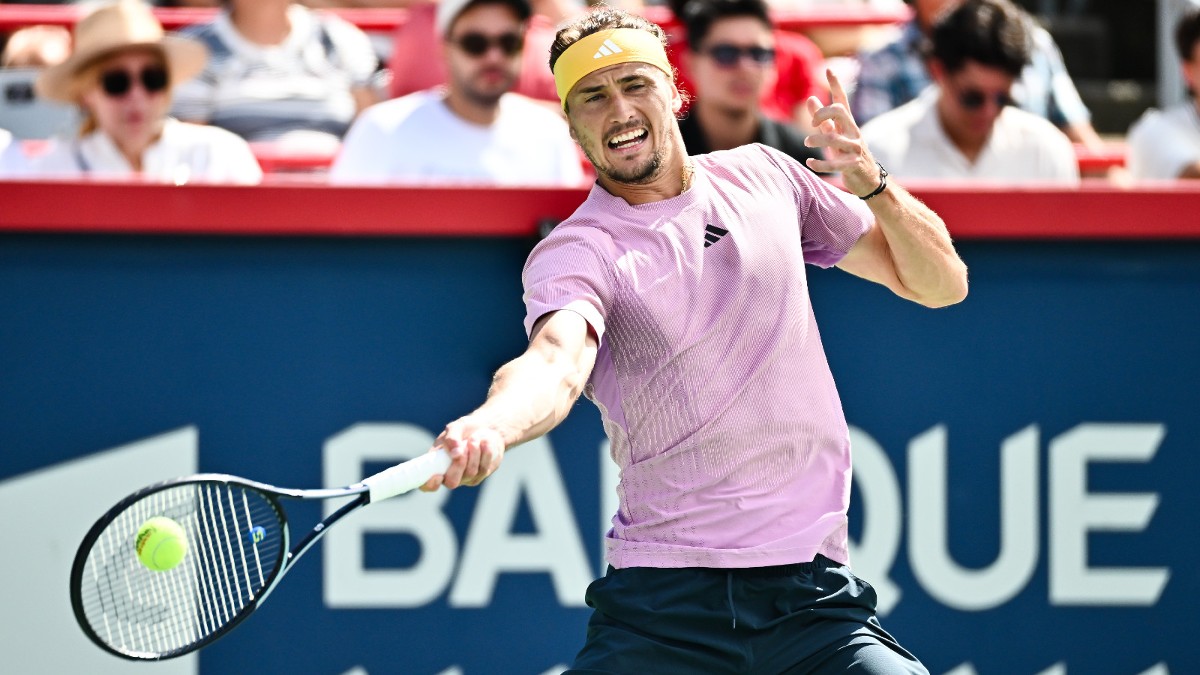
left=31, top=1, right=262, bottom=184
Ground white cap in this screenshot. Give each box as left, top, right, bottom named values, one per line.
left=435, top=0, right=532, bottom=37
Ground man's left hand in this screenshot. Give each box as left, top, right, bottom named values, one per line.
left=804, top=69, right=884, bottom=198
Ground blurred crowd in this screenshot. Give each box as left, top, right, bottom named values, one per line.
left=0, top=0, right=1196, bottom=186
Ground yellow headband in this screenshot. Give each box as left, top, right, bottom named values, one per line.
left=553, top=28, right=673, bottom=110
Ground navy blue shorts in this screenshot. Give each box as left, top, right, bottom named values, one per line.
left=567, top=555, right=927, bottom=674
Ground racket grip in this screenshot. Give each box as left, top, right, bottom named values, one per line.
left=363, top=449, right=452, bottom=502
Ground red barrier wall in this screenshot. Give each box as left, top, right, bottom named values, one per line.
left=2, top=181, right=1198, bottom=239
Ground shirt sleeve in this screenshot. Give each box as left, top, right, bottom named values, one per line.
left=213, top=131, right=264, bottom=185
left=329, top=107, right=388, bottom=184
left=1032, top=26, right=1090, bottom=128
left=322, top=16, right=380, bottom=88
left=1038, top=127, right=1082, bottom=186
left=169, top=26, right=218, bottom=124
left=1127, top=109, right=1200, bottom=180
left=522, top=230, right=611, bottom=342
left=755, top=144, right=874, bottom=268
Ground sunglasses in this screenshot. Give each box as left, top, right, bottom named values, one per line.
left=704, top=44, right=776, bottom=67
left=957, top=88, right=1012, bottom=111
left=452, top=32, right=524, bottom=57
left=100, top=66, right=169, bottom=98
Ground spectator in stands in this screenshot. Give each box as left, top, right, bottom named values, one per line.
left=330, top=0, right=583, bottom=184
left=852, top=0, right=1105, bottom=153
left=1, top=25, right=71, bottom=68
left=860, top=0, right=1078, bottom=183
left=667, top=0, right=825, bottom=126
left=1127, top=7, right=1200, bottom=180
left=170, top=0, right=382, bottom=151
left=677, top=0, right=823, bottom=167
left=300, top=0, right=427, bottom=6
left=30, top=1, right=261, bottom=183
left=0, top=126, right=29, bottom=177
left=387, top=0, right=572, bottom=104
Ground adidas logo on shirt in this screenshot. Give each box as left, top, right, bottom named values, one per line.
left=703, top=224, right=729, bottom=248
left=593, top=39, right=623, bottom=59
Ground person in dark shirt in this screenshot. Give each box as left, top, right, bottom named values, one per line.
left=675, top=0, right=822, bottom=167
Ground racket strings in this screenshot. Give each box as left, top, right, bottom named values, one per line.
left=75, top=483, right=286, bottom=657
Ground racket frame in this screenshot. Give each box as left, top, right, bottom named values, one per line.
left=70, top=449, right=449, bottom=660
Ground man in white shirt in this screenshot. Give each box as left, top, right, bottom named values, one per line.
left=860, top=0, right=1078, bottom=184
left=330, top=0, right=584, bottom=185
left=1127, top=6, right=1200, bottom=180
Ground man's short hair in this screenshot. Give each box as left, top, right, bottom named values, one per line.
left=438, top=0, right=532, bottom=37
left=681, top=0, right=773, bottom=52
left=1176, top=7, right=1200, bottom=63
left=929, top=0, right=1031, bottom=77
left=548, top=6, right=668, bottom=73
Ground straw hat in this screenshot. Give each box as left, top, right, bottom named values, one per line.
left=35, top=1, right=208, bottom=104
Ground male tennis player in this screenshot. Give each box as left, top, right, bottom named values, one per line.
left=420, top=6, right=967, bottom=672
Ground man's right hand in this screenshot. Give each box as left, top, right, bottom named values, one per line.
left=420, top=417, right=507, bottom=491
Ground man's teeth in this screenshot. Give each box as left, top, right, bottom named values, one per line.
left=609, top=129, right=646, bottom=147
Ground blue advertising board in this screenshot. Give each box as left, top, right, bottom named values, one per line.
left=0, top=233, right=1194, bottom=674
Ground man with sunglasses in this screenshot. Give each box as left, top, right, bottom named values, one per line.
left=676, top=0, right=824, bottom=168
left=330, top=0, right=583, bottom=185
left=860, top=0, right=1078, bottom=183
left=852, top=0, right=1106, bottom=160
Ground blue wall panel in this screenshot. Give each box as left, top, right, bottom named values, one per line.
left=1, top=234, right=1194, bottom=674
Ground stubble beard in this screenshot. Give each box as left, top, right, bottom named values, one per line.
left=579, top=135, right=667, bottom=186
left=456, top=68, right=518, bottom=110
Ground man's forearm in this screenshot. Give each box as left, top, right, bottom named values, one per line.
left=863, top=181, right=969, bottom=308
left=469, top=348, right=591, bottom=448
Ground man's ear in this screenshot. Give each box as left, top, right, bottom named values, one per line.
left=671, top=82, right=683, bottom=114
left=928, top=59, right=947, bottom=85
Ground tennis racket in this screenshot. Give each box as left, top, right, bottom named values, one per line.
left=69, top=448, right=451, bottom=661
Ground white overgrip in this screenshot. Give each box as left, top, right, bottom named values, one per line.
left=362, top=448, right=452, bottom=503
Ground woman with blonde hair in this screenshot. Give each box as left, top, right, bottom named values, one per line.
left=32, top=1, right=261, bottom=184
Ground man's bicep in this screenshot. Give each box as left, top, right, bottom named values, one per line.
left=835, top=222, right=917, bottom=301
left=528, top=309, right=599, bottom=378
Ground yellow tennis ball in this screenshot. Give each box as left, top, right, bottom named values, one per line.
left=136, top=516, right=188, bottom=572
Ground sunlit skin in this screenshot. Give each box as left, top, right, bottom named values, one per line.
left=443, top=4, right=525, bottom=126
left=564, top=61, right=689, bottom=205
left=78, top=48, right=171, bottom=171
left=930, top=59, right=1016, bottom=163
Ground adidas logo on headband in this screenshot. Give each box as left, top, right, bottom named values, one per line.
left=593, top=39, right=623, bottom=59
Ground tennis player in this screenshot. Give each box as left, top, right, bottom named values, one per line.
left=420, top=6, right=967, bottom=672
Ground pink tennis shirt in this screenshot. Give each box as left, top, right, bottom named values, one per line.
left=522, top=144, right=874, bottom=569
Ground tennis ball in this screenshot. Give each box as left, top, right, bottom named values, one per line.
left=136, top=516, right=188, bottom=572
